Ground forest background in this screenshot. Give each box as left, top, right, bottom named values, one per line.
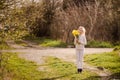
left=0, top=0, right=120, bottom=47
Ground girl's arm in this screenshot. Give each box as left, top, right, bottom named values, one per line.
left=74, top=36, right=80, bottom=45
left=74, top=36, right=81, bottom=45
left=79, top=36, right=87, bottom=45
left=74, top=36, right=77, bottom=45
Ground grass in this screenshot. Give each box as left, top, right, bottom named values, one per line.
left=0, top=41, right=12, bottom=50
left=86, top=40, right=113, bottom=48
left=24, top=36, right=67, bottom=47
left=114, top=46, right=120, bottom=51
left=23, top=35, right=118, bottom=48
left=40, top=39, right=67, bottom=47
left=1, top=52, right=99, bottom=80
left=1, top=52, right=44, bottom=80
left=84, top=50, right=120, bottom=73
left=43, top=56, right=99, bottom=80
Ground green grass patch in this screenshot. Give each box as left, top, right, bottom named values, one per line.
left=86, top=40, right=113, bottom=48
left=40, top=39, right=67, bottom=47
left=84, top=51, right=120, bottom=73
left=0, top=41, right=12, bottom=50
left=42, top=56, right=100, bottom=80
left=24, top=36, right=67, bottom=47
left=1, top=52, right=45, bottom=80
left=114, top=46, right=120, bottom=51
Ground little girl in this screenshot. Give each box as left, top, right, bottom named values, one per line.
left=74, top=26, right=87, bottom=73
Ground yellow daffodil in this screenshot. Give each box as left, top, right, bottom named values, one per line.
left=72, top=30, right=79, bottom=37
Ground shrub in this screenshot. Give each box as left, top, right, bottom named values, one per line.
left=86, top=40, right=113, bottom=48
left=114, top=46, right=120, bottom=51
left=0, top=41, right=12, bottom=50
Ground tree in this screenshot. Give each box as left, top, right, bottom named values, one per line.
left=49, top=0, right=119, bottom=43
left=0, top=0, right=21, bottom=40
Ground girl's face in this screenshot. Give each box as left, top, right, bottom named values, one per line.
left=78, top=27, right=83, bottom=34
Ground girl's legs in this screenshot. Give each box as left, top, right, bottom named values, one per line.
left=76, top=49, right=84, bottom=72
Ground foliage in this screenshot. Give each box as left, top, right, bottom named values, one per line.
left=0, top=0, right=18, bottom=10
left=0, top=0, right=29, bottom=40
left=86, top=40, right=113, bottom=48
left=50, top=0, right=120, bottom=43
left=113, top=46, right=120, bottom=51
left=0, top=41, right=12, bottom=50
left=22, top=2, right=46, bottom=37
left=24, top=36, right=67, bottom=47
left=0, top=0, right=120, bottom=43
left=84, top=51, right=120, bottom=73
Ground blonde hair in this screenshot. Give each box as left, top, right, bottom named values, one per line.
left=78, top=26, right=86, bottom=35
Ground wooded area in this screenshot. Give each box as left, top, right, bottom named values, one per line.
left=0, top=0, right=120, bottom=43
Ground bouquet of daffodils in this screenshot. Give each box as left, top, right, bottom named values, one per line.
left=72, top=30, right=79, bottom=38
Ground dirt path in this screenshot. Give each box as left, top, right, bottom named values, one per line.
left=1, top=48, right=113, bottom=64
left=1, top=41, right=113, bottom=79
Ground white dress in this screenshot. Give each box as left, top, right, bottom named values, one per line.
left=74, top=34, right=87, bottom=69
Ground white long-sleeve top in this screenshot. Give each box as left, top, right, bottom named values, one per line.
left=74, top=34, right=87, bottom=49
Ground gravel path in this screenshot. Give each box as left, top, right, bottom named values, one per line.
left=1, top=48, right=113, bottom=64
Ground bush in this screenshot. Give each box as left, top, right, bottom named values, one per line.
left=86, top=40, right=113, bottom=48
left=114, top=46, right=120, bottom=51
left=0, top=41, right=12, bottom=50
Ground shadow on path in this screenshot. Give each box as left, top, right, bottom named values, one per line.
left=84, top=72, right=120, bottom=80
left=40, top=72, right=120, bottom=80
left=40, top=72, right=77, bottom=80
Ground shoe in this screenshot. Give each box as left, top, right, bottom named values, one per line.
left=77, top=69, right=82, bottom=73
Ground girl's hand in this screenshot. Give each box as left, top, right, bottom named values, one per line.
left=76, top=39, right=79, bottom=43
left=75, top=36, right=77, bottom=39
left=75, top=36, right=80, bottom=44
left=76, top=39, right=80, bottom=44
